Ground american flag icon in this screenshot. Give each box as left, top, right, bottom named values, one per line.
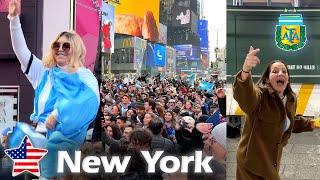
left=5, top=135, right=48, bottom=177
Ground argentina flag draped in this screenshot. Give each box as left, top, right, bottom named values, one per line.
left=9, top=67, right=100, bottom=178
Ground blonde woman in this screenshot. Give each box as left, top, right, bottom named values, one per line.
left=7, top=0, right=99, bottom=178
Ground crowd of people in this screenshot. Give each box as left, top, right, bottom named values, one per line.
left=79, top=75, right=227, bottom=180
left=0, top=1, right=227, bottom=179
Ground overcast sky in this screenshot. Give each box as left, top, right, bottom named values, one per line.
left=203, top=0, right=226, bottom=51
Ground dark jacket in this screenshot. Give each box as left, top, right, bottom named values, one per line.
left=233, top=71, right=313, bottom=180
left=151, top=134, right=175, bottom=154
left=175, top=127, right=203, bottom=154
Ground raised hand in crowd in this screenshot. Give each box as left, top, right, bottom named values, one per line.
left=196, top=123, right=213, bottom=134
left=215, top=88, right=226, bottom=99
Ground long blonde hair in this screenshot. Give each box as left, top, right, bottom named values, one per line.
left=43, top=31, right=86, bottom=72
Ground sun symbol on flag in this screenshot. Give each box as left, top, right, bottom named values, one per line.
left=4, top=135, right=48, bottom=177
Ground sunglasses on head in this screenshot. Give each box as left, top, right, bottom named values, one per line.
left=52, top=42, right=71, bottom=53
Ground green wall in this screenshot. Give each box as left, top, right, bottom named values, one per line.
left=227, top=7, right=320, bottom=83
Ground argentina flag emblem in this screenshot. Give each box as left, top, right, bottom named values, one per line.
left=275, top=14, right=307, bottom=51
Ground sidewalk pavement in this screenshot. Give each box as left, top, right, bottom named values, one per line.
left=227, top=129, right=320, bottom=180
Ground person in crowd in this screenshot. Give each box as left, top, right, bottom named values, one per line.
left=110, top=105, right=121, bottom=118
left=164, top=111, right=176, bottom=142
left=104, top=123, right=122, bottom=141
left=204, top=122, right=227, bottom=161
left=141, top=92, right=149, bottom=100
left=143, top=112, right=157, bottom=129
left=132, top=101, right=145, bottom=125
left=155, top=102, right=165, bottom=119
left=120, top=94, right=131, bottom=116
left=101, top=124, right=132, bottom=155
left=167, top=99, right=176, bottom=111
left=194, top=103, right=203, bottom=121
left=215, top=87, right=226, bottom=118
left=126, top=108, right=136, bottom=120
left=175, top=116, right=203, bottom=154
left=122, top=125, right=134, bottom=142
left=182, top=100, right=195, bottom=116
left=116, top=116, right=127, bottom=133
left=176, top=100, right=183, bottom=109
left=234, top=46, right=320, bottom=180
left=149, top=118, right=175, bottom=154
left=7, top=0, right=99, bottom=178
left=122, top=128, right=153, bottom=179
left=144, top=98, right=156, bottom=114
left=102, top=114, right=112, bottom=127
left=102, top=123, right=122, bottom=153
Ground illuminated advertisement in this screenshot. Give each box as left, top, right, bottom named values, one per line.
left=0, top=0, right=9, bottom=12
left=198, top=20, right=209, bottom=69
left=198, top=20, right=209, bottom=52
left=174, top=44, right=192, bottom=59
left=172, top=5, right=191, bottom=27
left=112, top=37, right=134, bottom=68
left=154, top=44, right=166, bottom=67
left=111, top=37, right=147, bottom=72
left=275, top=14, right=307, bottom=51
left=190, top=10, right=198, bottom=33
left=101, top=2, right=115, bottom=53
left=174, top=44, right=200, bottom=70
left=134, top=37, right=147, bottom=71
left=115, top=0, right=160, bottom=42
left=75, top=0, right=100, bottom=71
left=159, top=23, right=167, bottom=44
left=166, top=46, right=176, bottom=75
left=144, top=43, right=155, bottom=68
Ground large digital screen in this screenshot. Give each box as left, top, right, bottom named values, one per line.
left=115, top=0, right=160, bottom=42
left=101, top=2, right=115, bottom=53
left=159, top=23, right=167, bottom=44
left=154, top=44, right=166, bottom=67
left=172, top=5, right=191, bottom=27
left=175, top=44, right=200, bottom=70
left=198, top=20, right=209, bottom=52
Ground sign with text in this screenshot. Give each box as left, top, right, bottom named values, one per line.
left=0, top=86, right=19, bottom=138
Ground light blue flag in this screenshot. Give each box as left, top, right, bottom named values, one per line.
left=8, top=122, right=47, bottom=149
left=135, top=80, right=142, bottom=89
left=10, top=67, right=100, bottom=178
left=198, top=81, right=215, bottom=92
left=186, top=73, right=196, bottom=87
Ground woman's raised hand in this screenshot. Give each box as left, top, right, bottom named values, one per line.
left=242, top=46, right=260, bottom=73
left=8, top=0, right=21, bottom=17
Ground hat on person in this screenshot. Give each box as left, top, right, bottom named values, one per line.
left=136, top=101, right=145, bottom=110
left=204, top=92, right=213, bottom=98
left=211, top=122, right=226, bottom=149
left=182, top=116, right=195, bottom=126
left=198, top=115, right=210, bottom=123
